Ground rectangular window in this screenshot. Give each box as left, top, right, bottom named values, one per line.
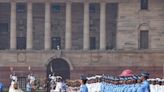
left=17, top=3, right=26, bottom=13
left=0, top=23, right=8, bottom=32
left=0, top=23, right=9, bottom=50
left=52, top=4, right=61, bottom=13
left=51, top=37, right=61, bottom=50
left=18, top=77, right=27, bottom=89
left=89, top=4, right=96, bottom=13
left=106, top=3, right=118, bottom=50
left=140, top=30, right=149, bottom=49
left=90, top=37, right=96, bottom=50
left=141, top=0, right=148, bottom=10
left=17, top=37, right=26, bottom=50
left=89, top=20, right=96, bottom=31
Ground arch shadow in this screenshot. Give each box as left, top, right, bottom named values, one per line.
left=47, top=58, right=70, bottom=80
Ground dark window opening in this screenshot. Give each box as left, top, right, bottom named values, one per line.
left=0, top=23, right=8, bottom=32
left=52, top=4, right=61, bottom=13
left=140, top=30, right=149, bottom=49
left=89, top=4, right=96, bottom=13
left=106, top=3, right=118, bottom=50
left=17, top=3, right=26, bottom=13
left=90, top=37, right=96, bottom=50
left=17, top=37, right=26, bottom=50
left=0, top=23, right=9, bottom=50
left=51, top=37, right=61, bottom=50
left=141, top=0, right=148, bottom=10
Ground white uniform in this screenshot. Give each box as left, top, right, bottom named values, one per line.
left=149, top=78, right=164, bottom=92
left=9, top=82, right=24, bottom=92
left=10, top=74, right=18, bottom=87
left=150, top=84, right=156, bottom=92
left=9, top=87, right=24, bottom=92
left=28, top=75, right=35, bottom=84
left=10, top=75, right=18, bottom=82
left=53, top=82, right=62, bottom=92
left=49, top=75, right=56, bottom=82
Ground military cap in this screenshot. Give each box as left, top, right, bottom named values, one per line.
left=141, top=71, right=149, bottom=77
left=132, top=76, right=138, bottom=80
left=80, top=75, right=87, bottom=80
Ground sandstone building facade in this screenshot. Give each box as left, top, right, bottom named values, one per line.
left=0, top=0, right=164, bottom=87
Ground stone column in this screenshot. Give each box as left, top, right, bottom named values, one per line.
left=100, top=2, right=106, bottom=50
left=83, top=2, right=89, bottom=50
left=26, top=1, right=33, bottom=50
left=10, top=1, right=16, bottom=50
left=65, top=2, right=72, bottom=50
left=44, top=2, right=51, bottom=50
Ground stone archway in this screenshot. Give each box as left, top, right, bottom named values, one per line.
left=47, top=58, right=70, bottom=80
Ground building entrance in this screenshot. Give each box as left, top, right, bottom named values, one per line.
left=47, top=58, right=70, bottom=80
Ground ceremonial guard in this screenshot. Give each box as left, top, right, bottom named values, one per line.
left=10, top=72, right=18, bottom=85
left=140, top=72, right=150, bottom=92
left=9, top=72, right=24, bottom=92
left=49, top=73, right=57, bottom=90
left=28, top=73, right=36, bottom=85
left=80, top=75, right=88, bottom=92
left=0, top=82, right=4, bottom=92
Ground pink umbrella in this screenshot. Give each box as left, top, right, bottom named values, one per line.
left=119, top=69, right=134, bottom=77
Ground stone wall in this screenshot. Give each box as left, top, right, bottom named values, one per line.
left=0, top=50, right=163, bottom=84
left=117, top=0, right=164, bottom=50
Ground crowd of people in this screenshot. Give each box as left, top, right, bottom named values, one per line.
left=0, top=70, right=164, bottom=92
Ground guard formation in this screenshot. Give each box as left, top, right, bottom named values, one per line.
left=79, top=72, right=164, bottom=92
left=84, top=73, right=150, bottom=92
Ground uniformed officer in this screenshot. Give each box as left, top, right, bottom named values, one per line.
left=80, top=75, right=88, bottom=92
left=27, top=73, right=36, bottom=85
left=162, top=79, right=164, bottom=92
left=0, top=82, right=4, bottom=92
left=10, top=72, right=18, bottom=85
left=140, top=72, right=150, bottom=92
left=26, top=80, right=32, bottom=92
left=49, top=73, right=56, bottom=90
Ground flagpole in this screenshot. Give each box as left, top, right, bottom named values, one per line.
left=50, top=62, right=53, bottom=74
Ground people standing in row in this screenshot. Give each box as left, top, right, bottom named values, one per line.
left=84, top=72, right=151, bottom=92
left=148, top=78, right=164, bottom=92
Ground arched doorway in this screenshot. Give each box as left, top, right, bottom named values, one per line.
left=47, top=58, right=70, bottom=80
